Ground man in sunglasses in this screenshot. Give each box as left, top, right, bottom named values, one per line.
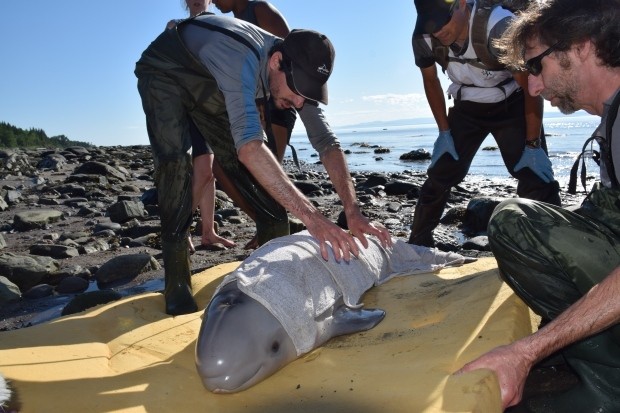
left=409, top=0, right=561, bottom=248
left=135, top=14, right=391, bottom=315
left=458, top=0, right=620, bottom=411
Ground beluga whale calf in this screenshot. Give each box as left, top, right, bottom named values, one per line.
left=195, top=230, right=470, bottom=393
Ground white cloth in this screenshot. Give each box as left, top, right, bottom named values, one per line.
left=215, top=231, right=467, bottom=355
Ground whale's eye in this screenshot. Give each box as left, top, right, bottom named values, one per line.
left=271, top=341, right=280, bottom=353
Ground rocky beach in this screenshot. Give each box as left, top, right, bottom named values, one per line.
left=0, top=145, right=584, bottom=332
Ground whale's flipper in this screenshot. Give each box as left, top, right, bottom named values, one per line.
left=330, top=306, right=386, bottom=337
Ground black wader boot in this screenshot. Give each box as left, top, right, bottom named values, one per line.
left=162, top=238, right=197, bottom=316
left=408, top=182, right=451, bottom=247
left=525, top=332, right=620, bottom=413
left=156, top=155, right=198, bottom=316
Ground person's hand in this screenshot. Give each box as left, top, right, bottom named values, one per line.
left=304, top=213, right=361, bottom=262
left=455, top=344, right=532, bottom=409
left=514, top=146, right=554, bottom=183
left=345, top=209, right=392, bottom=250
left=430, top=130, right=459, bottom=168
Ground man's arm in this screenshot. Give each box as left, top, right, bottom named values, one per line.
left=319, top=146, right=392, bottom=249
left=513, top=71, right=544, bottom=142
left=457, top=265, right=620, bottom=409
left=237, top=139, right=361, bottom=262
left=420, top=65, right=450, bottom=131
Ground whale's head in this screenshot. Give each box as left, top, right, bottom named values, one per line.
left=195, top=282, right=297, bottom=393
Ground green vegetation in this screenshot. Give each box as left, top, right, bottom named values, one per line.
left=0, top=121, right=94, bottom=149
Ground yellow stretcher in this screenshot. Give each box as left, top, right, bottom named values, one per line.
left=0, top=257, right=533, bottom=413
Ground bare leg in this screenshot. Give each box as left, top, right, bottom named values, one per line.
left=192, top=154, right=235, bottom=248
left=211, top=158, right=260, bottom=249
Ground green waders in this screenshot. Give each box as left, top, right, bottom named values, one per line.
left=488, top=186, right=620, bottom=412
left=135, top=26, right=288, bottom=315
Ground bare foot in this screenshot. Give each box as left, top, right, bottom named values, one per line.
left=244, top=234, right=259, bottom=250
left=202, top=233, right=236, bottom=248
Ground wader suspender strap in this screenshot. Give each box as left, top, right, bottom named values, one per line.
left=431, top=2, right=506, bottom=74
left=184, top=19, right=302, bottom=171
left=471, top=0, right=505, bottom=70
left=568, top=91, right=620, bottom=194
left=184, top=19, right=260, bottom=60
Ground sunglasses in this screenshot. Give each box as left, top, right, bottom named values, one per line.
left=524, top=42, right=560, bottom=76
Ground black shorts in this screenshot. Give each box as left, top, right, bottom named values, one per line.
left=189, top=117, right=212, bottom=158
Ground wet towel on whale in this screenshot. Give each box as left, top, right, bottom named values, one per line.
left=216, top=231, right=467, bottom=355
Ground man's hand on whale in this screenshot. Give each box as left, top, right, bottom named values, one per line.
left=304, top=209, right=391, bottom=262
left=345, top=208, right=392, bottom=250
left=240, top=141, right=392, bottom=262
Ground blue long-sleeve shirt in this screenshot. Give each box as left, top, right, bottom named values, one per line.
left=180, top=14, right=340, bottom=155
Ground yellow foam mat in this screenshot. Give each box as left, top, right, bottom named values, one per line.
left=0, top=257, right=532, bottom=412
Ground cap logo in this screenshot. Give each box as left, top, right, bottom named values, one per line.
left=317, top=64, right=330, bottom=76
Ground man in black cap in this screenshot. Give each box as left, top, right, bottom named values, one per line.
left=409, top=0, right=562, bottom=248
left=135, top=13, right=391, bottom=315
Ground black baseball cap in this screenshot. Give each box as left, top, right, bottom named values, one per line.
left=281, top=29, right=335, bottom=105
left=413, top=0, right=455, bottom=35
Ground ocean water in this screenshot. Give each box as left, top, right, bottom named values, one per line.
left=288, top=112, right=601, bottom=190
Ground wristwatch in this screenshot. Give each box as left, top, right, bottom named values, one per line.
left=526, top=138, right=542, bottom=149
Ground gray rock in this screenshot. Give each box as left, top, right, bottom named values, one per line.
left=358, top=173, right=389, bottom=188
left=61, top=290, right=123, bottom=316
left=74, top=161, right=126, bottom=182
left=79, top=239, right=111, bottom=255
left=0, top=252, right=61, bottom=291
left=127, top=233, right=158, bottom=247
left=60, top=231, right=91, bottom=241
left=56, top=276, right=90, bottom=294
left=462, top=197, right=505, bottom=236
left=0, top=233, right=6, bottom=249
left=48, top=265, right=91, bottom=285
left=120, top=221, right=160, bottom=238
left=400, top=149, right=431, bottom=161
left=65, top=174, right=108, bottom=185
left=93, top=229, right=116, bottom=237
left=384, top=180, right=419, bottom=196
left=462, top=236, right=491, bottom=252
left=0, top=276, right=21, bottom=306
left=108, top=200, right=146, bottom=223
left=13, top=209, right=63, bottom=231
left=386, top=202, right=402, bottom=213
left=294, top=181, right=322, bottom=195
left=94, top=222, right=122, bottom=233
left=23, top=283, right=54, bottom=299
left=383, top=218, right=402, bottom=228
left=5, top=190, right=22, bottom=205
left=95, top=253, right=160, bottom=288
left=440, top=206, right=467, bottom=225
left=29, top=244, right=80, bottom=259
left=140, top=188, right=158, bottom=206
left=65, top=146, right=91, bottom=156
left=42, top=233, right=61, bottom=241
left=37, top=153, right=67, bottom=170
left=53, top=183, right=86, bottom=197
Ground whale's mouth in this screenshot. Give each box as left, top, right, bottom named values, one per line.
left=208, top=364, right=265, bottom=394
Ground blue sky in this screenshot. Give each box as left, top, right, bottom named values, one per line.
left=0, top=1, right=561, bottom=147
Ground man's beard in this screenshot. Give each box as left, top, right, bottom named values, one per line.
left=543, top=56, right=580, bottom=114
left=552, top=93, right=579, bottom=115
